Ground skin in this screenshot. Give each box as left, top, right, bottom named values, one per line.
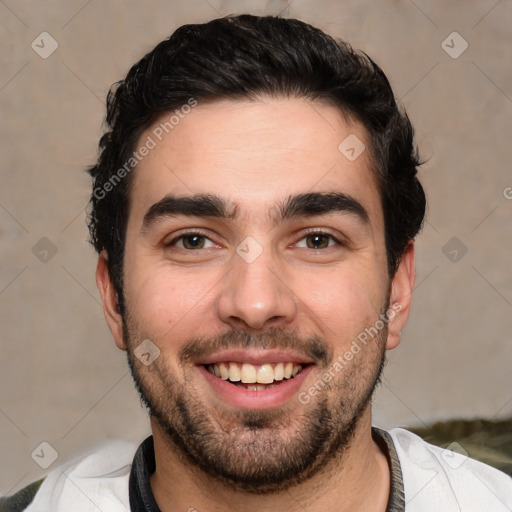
left=96, top=96, right=415, bottom=512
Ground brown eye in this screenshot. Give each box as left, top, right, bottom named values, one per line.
left=299, top=233, right=337, bottom=249
left=182, top=234, right=205, bottom=249
left=170, top=233, right=215, bottom=250
left=307, top=233, right=329, bottom=249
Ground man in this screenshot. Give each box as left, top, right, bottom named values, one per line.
left=3, top=13, right=511, bottom=512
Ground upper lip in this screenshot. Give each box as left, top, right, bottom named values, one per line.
left=195, top=349, right=315, bottom=366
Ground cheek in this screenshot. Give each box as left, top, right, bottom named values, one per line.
left=124, top=262, right=220, bottom=341
left=297, top=266, right=387, bottom=344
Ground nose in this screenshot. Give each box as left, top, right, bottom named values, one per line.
left=216, top=244, right=298, bottom=331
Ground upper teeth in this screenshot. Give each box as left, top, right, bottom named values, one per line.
left=207, top=362, right=303, bottom=384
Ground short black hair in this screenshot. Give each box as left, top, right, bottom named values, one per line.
left=87, top=14, right=425, bottom=315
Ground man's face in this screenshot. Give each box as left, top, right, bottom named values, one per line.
left=99, top=97, right=411, bottom=492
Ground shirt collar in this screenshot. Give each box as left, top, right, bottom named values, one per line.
left=129, top=427, right=405, bottom=512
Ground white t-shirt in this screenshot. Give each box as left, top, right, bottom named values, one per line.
left=21, top=428, right=512, bottom=511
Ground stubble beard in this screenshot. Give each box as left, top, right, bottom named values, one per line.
left=123, top=317, right=388, bottom=494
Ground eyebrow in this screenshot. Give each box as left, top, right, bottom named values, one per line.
left=141, top=191, right=369, bottom=230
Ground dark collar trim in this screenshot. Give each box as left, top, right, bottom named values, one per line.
left=372, top=426, right=406, bottom=512
left=129, top=428, right=405, bottom=512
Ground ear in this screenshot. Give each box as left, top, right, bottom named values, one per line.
left=96, top=251, right=127, bottom=351
left=385, top=242, right=416, bottom=350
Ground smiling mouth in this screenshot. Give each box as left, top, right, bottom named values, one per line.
left=205, top=361, right=306, bottom=391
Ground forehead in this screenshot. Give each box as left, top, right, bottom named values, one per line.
left=128, top=96, right=382, bottom=227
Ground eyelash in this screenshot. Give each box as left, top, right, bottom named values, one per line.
left=166, top=229, right=345, bottom=250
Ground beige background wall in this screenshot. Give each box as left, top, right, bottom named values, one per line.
left=1, top=0, right=511, bottom=495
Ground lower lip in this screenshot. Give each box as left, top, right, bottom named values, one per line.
left=197, top=364, right=314, bottom=410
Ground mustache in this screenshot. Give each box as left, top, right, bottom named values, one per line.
left=178, top=326, right=333, bottom=367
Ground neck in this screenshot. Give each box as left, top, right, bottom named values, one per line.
left=149, top=408, right=390, bottom=512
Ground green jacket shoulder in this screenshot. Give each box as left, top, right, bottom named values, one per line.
left=0, top=479, right=44, bottom=512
